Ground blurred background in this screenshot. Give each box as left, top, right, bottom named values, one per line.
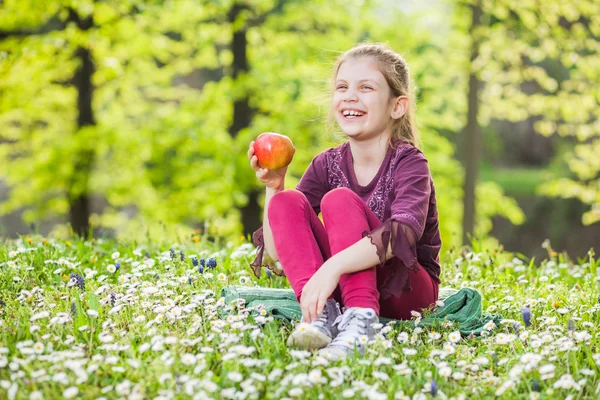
left=1, top=0, right=598, bottom=260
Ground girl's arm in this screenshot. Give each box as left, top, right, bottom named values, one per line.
left=328, top=223, right=416, bottom=276
left=262, top=185, right=284, bottom=261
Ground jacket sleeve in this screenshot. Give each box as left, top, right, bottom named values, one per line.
left=361, top=147, right=432, bottom=297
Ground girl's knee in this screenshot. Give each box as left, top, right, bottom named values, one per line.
left=268, top=189, right=311, bottom=217
left=321, top=187, right=357, bottom=213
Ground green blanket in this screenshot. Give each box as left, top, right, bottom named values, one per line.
left=220, top=286, right=502, bottom=336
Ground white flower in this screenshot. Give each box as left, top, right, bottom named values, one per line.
left=63, top=387, right=79, bottom=399
left=342, top=389, right=355, bottom=398
left=448, top=331, right=461, bottom=343
left=111, top=252, right=120, bottom=260
left=289, top=388, right=303, bottom=397
left=439, top=367, right=452, bottom=378
left=107, top=265, right=116, bottom=273
left=33, top=342, right=44, bottom=354
left=30, top=390, right=43, bottom=400
left=87, top=309, right=99, bottom=318
left=402, top=348, right=417, bottom=356
left=397, top=332, right=409, bottom=343
left=227, top=371, right=243, bottom=382
left=181, top=353, right=196, bottom=366
left=30, top=311, right=50, bottom=322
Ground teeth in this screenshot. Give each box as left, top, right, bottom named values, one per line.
left=342, top=110, right=364, bottom=116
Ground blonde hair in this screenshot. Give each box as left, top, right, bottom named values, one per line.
left=326, top=42, right=421, bottom=149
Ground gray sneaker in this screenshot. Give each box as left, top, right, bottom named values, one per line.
left=286, top=298, right=342, bottom=350
left=317, top=307, right=379, bottom=361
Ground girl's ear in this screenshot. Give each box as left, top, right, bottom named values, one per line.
left=391, top=96, right=409, bottom=120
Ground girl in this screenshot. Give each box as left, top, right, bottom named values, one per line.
left=247, top=43, right=441, bottom=360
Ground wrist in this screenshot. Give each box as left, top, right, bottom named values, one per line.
left=327, top=255, right=345, bottom=277
left=266, top=184, right=284, bottom=194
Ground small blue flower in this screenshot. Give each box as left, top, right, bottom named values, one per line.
left=200, top=258, right=206, bottom=268
left=192, top=256, right=199, bottom=267
left=188, top=277, right=193, bottom=285
left=110, top=291, right=116, bottom=307
left=265, top=268, right=273, bottom=278
left=115, top=262, right=121, bottom=271
left=170, top=248, right=176, bottom=260
left=70, top=273, right=85, bottom=291
left=180, top=250, right=186, bottom=262
left=513, top=322, right=521, bottom=333
left=522, top=306, right=531, bottom=327
left=197, top=265, right=204, bottom=274
left=430, top=379, right=437, bottom=397
left=207, top=258, right=217, bottom=269
left=532, top=379, right=540, bottom=392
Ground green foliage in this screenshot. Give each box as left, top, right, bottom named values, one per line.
left=13, top=0, right=599, bottom=247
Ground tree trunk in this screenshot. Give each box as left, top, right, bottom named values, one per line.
left=462, top=1, right=482, bottom=246
left=228, top=2, right=261, bottom=237
left=69, top=45, right=95, bottom=237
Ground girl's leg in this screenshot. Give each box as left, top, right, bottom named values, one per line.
left=378, top=267, right=439, bottom=320
left=320, top=188, right=382, bottom=314
left=268, top=189, right=336, bottom=302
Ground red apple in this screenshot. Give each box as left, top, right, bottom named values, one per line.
left=253, top=132, right=296, bottom=170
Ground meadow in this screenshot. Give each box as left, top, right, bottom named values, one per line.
left=0, top=234, right=598, bottom=399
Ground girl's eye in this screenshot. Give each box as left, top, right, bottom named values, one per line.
left=337, top=85, right=347, bottom=90
left=362, top=85, right=373, bottom=90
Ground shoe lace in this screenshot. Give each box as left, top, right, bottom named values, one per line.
left=331, top=309, right=368, bottom=343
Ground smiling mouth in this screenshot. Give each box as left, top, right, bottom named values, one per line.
left=341, top=111, right=366, bottom=121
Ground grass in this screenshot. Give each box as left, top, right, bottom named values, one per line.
left=479, top=166, right=555, bottom=197
left=0, top=233, right=599, bottom=399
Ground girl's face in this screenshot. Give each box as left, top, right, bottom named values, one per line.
left=332, top=57, right=399, bottom=142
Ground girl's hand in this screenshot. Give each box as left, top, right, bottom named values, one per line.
left=248, top=141, right=287, bottom=190
left=300, top=261, right=341, bottom=323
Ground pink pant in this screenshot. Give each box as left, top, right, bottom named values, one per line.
left=268, top=188, right=438, bottom=320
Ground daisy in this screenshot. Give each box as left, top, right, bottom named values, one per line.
left=63, top=387, right=79, bottom=399
left=107, top=265, right=116, bottom=273
left=181, top=353, right=196, bottom=366
left=448, top=331, right=461, bottom=343
left=33, top=342, right=44, bottom=354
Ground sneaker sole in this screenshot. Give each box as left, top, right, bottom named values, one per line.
left=287, top=329, right=332, bottom=350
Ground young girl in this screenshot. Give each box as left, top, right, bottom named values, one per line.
left=247, top=43, right=441, bottom=360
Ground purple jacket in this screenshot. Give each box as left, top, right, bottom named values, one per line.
left=251, top=140, right=441, bottom=299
